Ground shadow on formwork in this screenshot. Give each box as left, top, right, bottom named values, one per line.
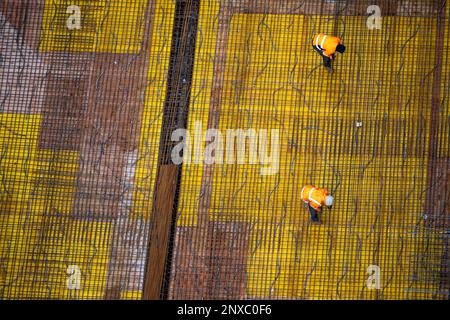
left=0, top=0, right=448, bottom=300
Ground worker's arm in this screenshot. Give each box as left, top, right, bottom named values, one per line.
left=314, top=44, right=326, bottom=54
left=326, top=50, right=336, bottom=60
left=323, top=49, right=337, bottom=59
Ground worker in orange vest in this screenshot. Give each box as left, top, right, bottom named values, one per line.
left=312, top=33, right=346, bottom=72
left=300, top=185, right=334, bottom=224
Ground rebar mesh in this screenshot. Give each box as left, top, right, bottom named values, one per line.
left=0, top=0, right=449, bottom=300
left=0, top=0, right=174, bottom=299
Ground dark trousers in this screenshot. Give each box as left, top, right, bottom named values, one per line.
left=313, top=46, right=332, bottom=69
left=308, top=203, right=320, bottom=222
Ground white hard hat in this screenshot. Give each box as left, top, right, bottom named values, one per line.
left=325, top=195, right=334, bottom=207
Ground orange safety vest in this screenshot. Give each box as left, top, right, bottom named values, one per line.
left=312, top=34, right=341, bottom=58
left=300, top=185, right=330, bottom=211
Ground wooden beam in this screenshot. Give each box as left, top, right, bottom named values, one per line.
left=426, top=0, right=446, bottom=228
left=142, top=165, right=179, bottom=299
left=142, top=0, right=200, bottom=300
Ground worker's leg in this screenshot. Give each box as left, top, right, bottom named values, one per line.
left=323, top=55, right=332, bottom=69
left=308, top=204, right=320, bottom=223
left=312, top=46, right=333, bottom=73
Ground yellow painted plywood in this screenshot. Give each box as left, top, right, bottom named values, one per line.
left=132, top=0, right=176, bottom=220
left=178, top=7, right=443, bottom=299
left=40, top=0, right=148, bottom=53
left=1, top=0, right=176, bottom=299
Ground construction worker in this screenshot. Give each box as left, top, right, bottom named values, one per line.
left=312, top=33, right=346, bottom=72
left=300, top=185, right=334, bottom=224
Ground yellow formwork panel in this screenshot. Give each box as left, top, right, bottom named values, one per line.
left=176, top=0, right=221, bottom=227
left=40, top=0, right=148, bottom=53
left=4, top=218, right=112, bottom=299
left=175, top=114, right=211, bottom=226
left=0, top=114, right=41, bottom=297
left=179, top=5, right=443, bottom=299
left=0, top=114, right=91, bottom=299
left=246, top=224, right=380, bottom=299
left=30, top=149, right=79, bottom=216
left=1, top=0, right=175, bottom=300
left=132, top=0, right=176, bottom=221
left=120, top=290, right=142, bottom=300
left=439, top=6, right=450, bottom=158
left=0, top=114, right=41, bottom=215
left=0, top=114, right=78, bottom=218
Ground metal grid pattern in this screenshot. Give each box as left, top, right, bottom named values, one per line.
left=0, top=0, right=449, bottom=300
left=0, top=0, right=175, bottom=299
left=168, top=0, right=450, bottom=300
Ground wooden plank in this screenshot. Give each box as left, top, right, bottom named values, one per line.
left=205, top=222, right=250, bottom=299
left=167, top=227, right=209, bottom=299
left=73, top=0, right=155, bottom=222
left=168, top=223, right=250, bottom=299
left=38, top=57, right=91, bottom=150
left=0, top=0, right=45, bottom=50
left=426, top=0, right=446, bottom=227
left=142, top=164, right=179, bottom=299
